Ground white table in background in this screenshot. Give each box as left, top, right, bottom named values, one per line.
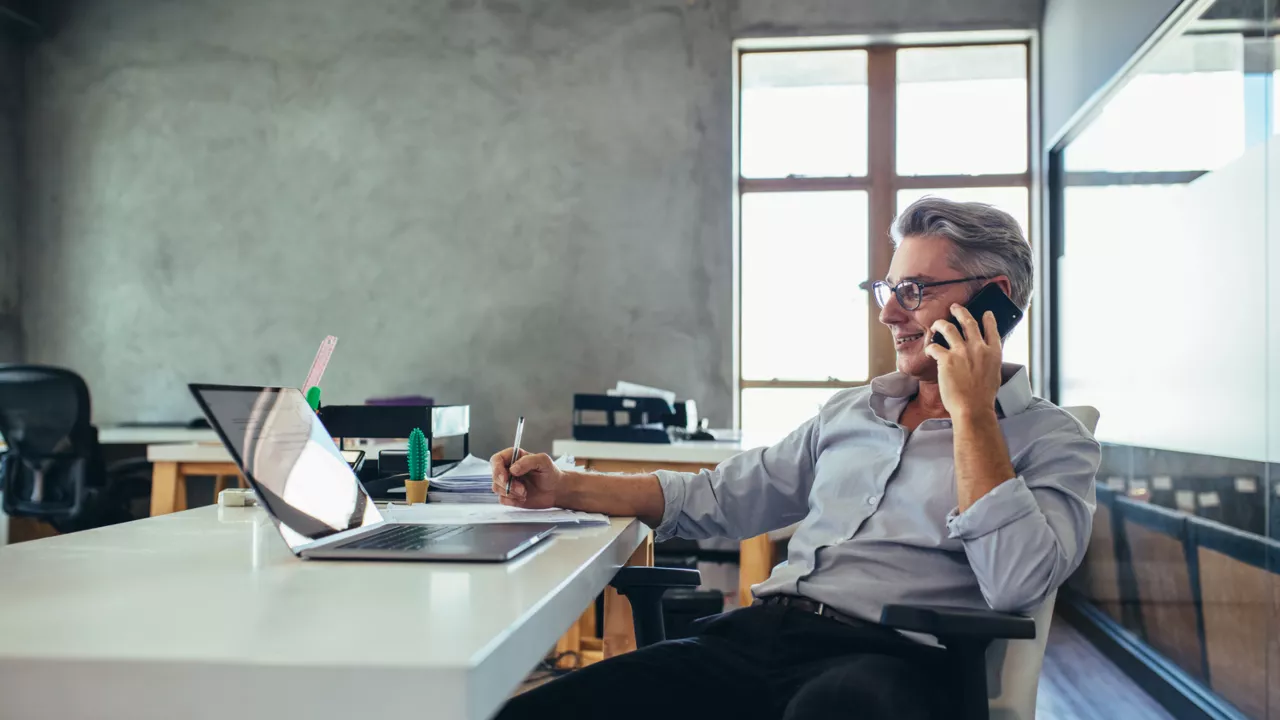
left=0, top=506, right=649, bottom=720
left=99, top=426, right=220, bottom=445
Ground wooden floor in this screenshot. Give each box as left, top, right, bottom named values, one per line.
left=1037, top=618, right=1174, bottom=720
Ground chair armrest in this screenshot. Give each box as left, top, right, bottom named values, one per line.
left=880, top=604, right=1036, bottom=640
left=608, top=567, right=701, bottom=649
left=609, top=566, right=701, bottom=590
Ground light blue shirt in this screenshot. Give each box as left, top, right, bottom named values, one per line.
left=654, top=365, right=1099, bottom=623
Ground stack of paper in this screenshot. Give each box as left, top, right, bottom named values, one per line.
left=385, top=453, right=578, bottom=504
left=606, top=380, right=676, bottom=404
left=428, top=454, right=498, bottom=502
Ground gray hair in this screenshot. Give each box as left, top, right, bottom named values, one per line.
left=890, top=197, right=1034, bottom=309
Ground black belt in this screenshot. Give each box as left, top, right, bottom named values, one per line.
left=755, top=595, right=880, bottom=631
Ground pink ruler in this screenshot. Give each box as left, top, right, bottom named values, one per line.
left=302, top=335, right=339, bottom=390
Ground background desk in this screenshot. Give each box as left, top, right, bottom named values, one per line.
left=551, top=438, right=776, bottom=607
left=146, top=442, right=239, bottom=515
left=99, top=426, right=219, bottom=445
left=0, top=506, right=649, bottom=720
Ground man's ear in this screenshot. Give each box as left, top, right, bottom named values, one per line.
left=992, top=276, right=1013, bottom=298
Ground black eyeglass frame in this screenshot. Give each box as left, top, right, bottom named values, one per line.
left=870, top=276, right=991, bottom=310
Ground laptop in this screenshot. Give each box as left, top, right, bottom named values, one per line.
left=189, top=383, right=556, bottom=561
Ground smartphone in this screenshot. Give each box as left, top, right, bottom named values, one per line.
left=930, top=283, right=1023, bottom=349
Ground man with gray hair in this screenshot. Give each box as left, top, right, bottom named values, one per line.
left=493, top=197, right=1100, bottom=720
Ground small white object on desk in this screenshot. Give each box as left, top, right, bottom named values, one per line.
left=217, top=488, right=257, bottom=507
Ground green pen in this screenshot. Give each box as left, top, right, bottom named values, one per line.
left=305, top=386, right=322, bottom=411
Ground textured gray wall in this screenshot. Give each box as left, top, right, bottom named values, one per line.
left=0, top=36, right=20, bottom=362
left=1041, top=0, right=1182, bottom=144
left=23, top=0, right=1039, bottom=455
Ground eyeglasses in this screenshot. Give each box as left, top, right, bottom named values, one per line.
left=870, top=276, right=990, bottom=311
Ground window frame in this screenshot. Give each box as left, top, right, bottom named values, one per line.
left=733, top=35, right=1036, bottom=428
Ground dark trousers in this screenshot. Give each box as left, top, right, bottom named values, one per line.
left=498, top=603, right=955, bottom=720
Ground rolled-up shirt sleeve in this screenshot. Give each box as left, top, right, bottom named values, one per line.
left=945, top=411, right=1100, bottom=613
left=653, top=417, right=819, bottom=542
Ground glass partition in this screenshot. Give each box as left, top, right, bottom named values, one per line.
left=1055, top=0, right=1278, bottom=716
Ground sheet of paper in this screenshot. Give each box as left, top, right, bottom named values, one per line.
left=380, top=502, right=608, bottom=526
left=430, top=453, right=578, bottom=491
left=607, top=381, right=676, bottom=405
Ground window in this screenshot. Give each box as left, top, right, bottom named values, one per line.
left=736, top=42, right=1032, bottom=438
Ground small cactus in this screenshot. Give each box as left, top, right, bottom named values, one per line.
left=407, top=428, right=428, bottom=481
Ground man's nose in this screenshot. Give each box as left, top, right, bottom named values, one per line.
left=878, top=294, right=908, bottom=326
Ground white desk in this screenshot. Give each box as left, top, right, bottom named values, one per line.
left=0, top=506, right=649, bottom=720
left=99, top=426, right=220, bottom=445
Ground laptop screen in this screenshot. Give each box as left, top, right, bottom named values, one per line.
left=190, top=385, right=384, bottom=552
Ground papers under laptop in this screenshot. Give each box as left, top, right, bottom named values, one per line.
left=382, top=503, right=609, bottom=526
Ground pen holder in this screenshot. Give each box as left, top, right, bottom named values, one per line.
left=404, top=479, right=429, bottom=504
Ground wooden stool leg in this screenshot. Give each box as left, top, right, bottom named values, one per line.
left=173, top=472, right=189, bottom=512
left=738, top=534, right=775, bottom=607
left=603, top=532, right=654, bottom=658
left=150, top=462, right=180, bottom=516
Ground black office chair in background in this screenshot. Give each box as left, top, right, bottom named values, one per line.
left=0, top=365, right=151, bottom=533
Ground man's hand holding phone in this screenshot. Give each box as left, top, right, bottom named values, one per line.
left=925, top=305, right=1004, bottom=418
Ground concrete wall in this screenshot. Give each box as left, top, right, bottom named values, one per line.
left=1041, top=0, right=1183, bottom=145
left=22, top=0, right=1040, bottom=455
left=0, top=36, right=20, bottom=362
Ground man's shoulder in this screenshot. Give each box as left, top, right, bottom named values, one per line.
left=1018, top=398, right=1099, bottom=444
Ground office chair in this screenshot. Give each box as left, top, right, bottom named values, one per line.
left=610, top=405, right=1100, bottom=720
left=0, top=365, right=151, bottom=533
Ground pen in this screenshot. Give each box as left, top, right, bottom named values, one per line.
left=506, top=416, right=525, bottom=495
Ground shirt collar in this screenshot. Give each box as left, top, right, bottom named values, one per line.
left=869, top=364, right=1034, bottom=418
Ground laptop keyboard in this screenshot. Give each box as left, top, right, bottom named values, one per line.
left=337, top=524, right=469, bottom=552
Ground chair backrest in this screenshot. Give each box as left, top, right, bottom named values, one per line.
left=988, top=404, right=1098, bottom=720
left=0, top=365, right=103, bottom=525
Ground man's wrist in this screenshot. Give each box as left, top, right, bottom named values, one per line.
left=554, top=470, right=585, bottom=508
left=951, top=404, right=999, bottom=428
